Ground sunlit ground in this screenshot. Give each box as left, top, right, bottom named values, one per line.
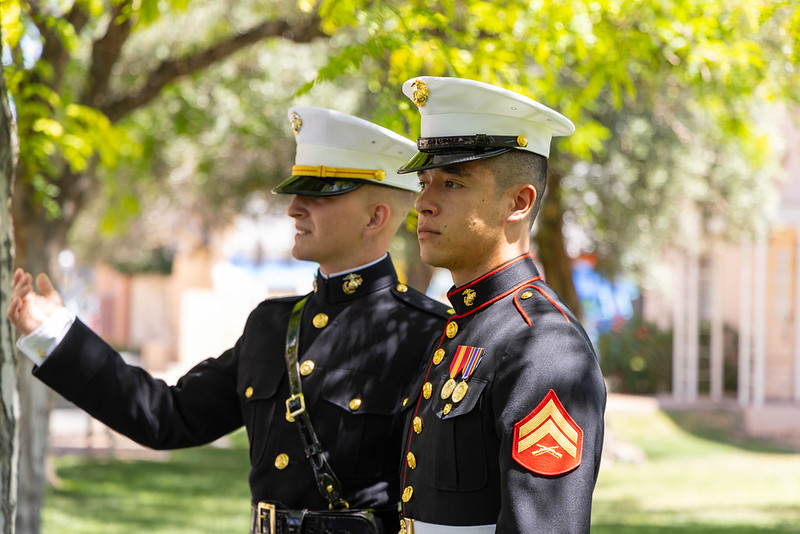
left=42, top=403, right=800, bottom=533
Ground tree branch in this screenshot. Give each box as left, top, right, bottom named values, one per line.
left=83, top=1, right=134, bottom=108
left=101, top=16, right=326, bottom=122
left=28, top=0, right=76, bottom=91
left=65, top=2, right=91, bottom=37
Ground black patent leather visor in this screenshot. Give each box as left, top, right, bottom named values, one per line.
left=397, top=134, right=525, bottom=174
left=397, top=147, right=514, bottom=174
left=272, top=175, right=365, bottom=196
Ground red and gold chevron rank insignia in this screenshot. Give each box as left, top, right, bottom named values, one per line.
left=512, top=389, right=583, bottom=476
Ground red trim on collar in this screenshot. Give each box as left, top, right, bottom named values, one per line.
left=447, top=253, right=531, bottom=299
left=455, top=277, right=539, bottom=319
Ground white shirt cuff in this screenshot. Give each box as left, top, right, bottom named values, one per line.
left=17, top=307, right=77, bottom=366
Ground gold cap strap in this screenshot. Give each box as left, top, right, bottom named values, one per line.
left=292, top=165, right=386, bottom=181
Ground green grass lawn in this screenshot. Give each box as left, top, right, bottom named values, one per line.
left=592, top=410, right=800, bottom=533
left=44, top=430, right=253, bottom=534
left=44, top=408, right=800, bottom=533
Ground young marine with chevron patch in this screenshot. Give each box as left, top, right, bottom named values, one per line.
left=396, top=77, right=607, bottom=533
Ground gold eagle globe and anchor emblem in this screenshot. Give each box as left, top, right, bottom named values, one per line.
left=342, top=273, right=363, bottom=294
left=290, top=111, right=303, bottom=134
left=411, top=79, right=429, bottom=107
left=462, top=288, right=477, bottom=306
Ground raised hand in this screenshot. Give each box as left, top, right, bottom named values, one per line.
left=6, top=268, right=65, bottom=335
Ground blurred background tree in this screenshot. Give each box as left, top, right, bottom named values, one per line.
left=2, top=0, right=799, bottom=531
left=1, top=24, right=19, bottom=534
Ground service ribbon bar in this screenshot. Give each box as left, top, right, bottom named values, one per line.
left=450, top=345, right=470, bottom=379
left=459, top=346, right=484, bottom=380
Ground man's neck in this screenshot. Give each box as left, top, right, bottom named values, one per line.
left=449, top=246, right=529, bottom=287
left=319, top=253, right=388, bottom=278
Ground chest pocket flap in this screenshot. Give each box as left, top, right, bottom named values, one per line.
left=240, top=362, right=284, bottom=402
left=433, top=377, right=488, bottom=419
left=320, top=368, right=404, bottom=415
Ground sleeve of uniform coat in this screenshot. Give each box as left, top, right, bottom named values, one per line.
left=33, top=318, right=245, bottom=450
left=492, top=309, right=606, bottom=533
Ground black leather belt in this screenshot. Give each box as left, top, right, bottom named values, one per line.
left=250, top=502, right=396, bottom=534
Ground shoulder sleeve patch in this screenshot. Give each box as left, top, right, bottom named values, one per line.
left=512, top=389, right=583, bottom=476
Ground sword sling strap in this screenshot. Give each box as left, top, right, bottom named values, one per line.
left=284, top=296, right=349, bottom=510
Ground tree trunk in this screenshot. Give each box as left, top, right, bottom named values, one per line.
left=9, top=201, right=61, bottom=534
left=534, top=168, right=583, bottom=321
left=1, top=56, right=20, bottom=534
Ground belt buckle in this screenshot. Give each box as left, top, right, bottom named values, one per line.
left=257, top=502, right=276, bottom=534
left=401, top=518, right=415, bottom=534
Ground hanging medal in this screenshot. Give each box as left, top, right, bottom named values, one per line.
left=440, top=346, right=468, bottom=399
left=451, top=345, right=484, bottom=403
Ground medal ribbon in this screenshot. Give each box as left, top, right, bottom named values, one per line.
left=450, top=345, right=470, bottom=379
left=459, top=346, right=484, bottom=380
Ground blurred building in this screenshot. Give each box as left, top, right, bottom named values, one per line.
left=71, top=212, right=318, bottom=381
left=642, top=112, right=800, bottom=443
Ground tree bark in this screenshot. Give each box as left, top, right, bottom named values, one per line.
left=534, top=168, right=583, bottom=321
left=1, top=53, right=20, bottom=534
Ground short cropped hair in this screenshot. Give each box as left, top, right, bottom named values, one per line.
left=482, top=149, right=548, bottom=221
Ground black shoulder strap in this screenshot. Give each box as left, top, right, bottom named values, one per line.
left=284, top=296, right=349, bottom=510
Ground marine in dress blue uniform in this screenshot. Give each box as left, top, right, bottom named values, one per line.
left=13, top=107, right=451, bottom=534
left=395, top=78, right=606, bottom=534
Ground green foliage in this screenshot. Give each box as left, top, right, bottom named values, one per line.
left=599, top=315, right=739, bottom=395
left=308, top=0, right=800, bottom=278
left=598, top=316, right=674, bottom=394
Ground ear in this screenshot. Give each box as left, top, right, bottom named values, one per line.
left=507, top=184, right=536, bottom=223
left=364, top=202, right=391, bottom=236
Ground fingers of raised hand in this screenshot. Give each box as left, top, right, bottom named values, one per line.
left=36, top=273, right=57, bottom=297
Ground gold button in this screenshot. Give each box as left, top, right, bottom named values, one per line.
left=299, top=360, right=315, bottom=376
left=433, top=349, right=445, bottom=365
left=245, top=386, right=254, bottom=398
left=275, top=453, right=289, bottom=469
left=407, top=452, right=417, bottom=469
left=520, top=291, right=534, bottom=300
left=396, top=283, right=408, bottom=292
left=446, top=321, right=458, bottom=338
left=517, top=135, right=528, bottom=147
left=402, top=397, right=409, bottom=407
left=443, top=403, right=452, bottom=415
left=413, top=416, right=423, bottom=434
left=447, top=308, right=455, bottom=315
left=349, top=398, right=362, bottom=411
left=402, top=486, right=413, bottom=502
left=313, top=313, right=328, bottom=328
left=422, top=382, right=432, bottom=400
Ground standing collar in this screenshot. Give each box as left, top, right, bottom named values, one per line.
left=446, top=254, right=541, bottom=316
left=314, top=254, right=397, bottom=304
